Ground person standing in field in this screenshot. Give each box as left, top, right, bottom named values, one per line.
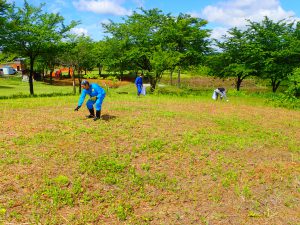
left=212, top=87, right=228, bottom=101
left=135, top=73, right=143, bottom=96
left=74, top=80, right=106, bottom=121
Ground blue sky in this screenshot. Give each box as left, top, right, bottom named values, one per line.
left=10, top=0, right=300, bottom=41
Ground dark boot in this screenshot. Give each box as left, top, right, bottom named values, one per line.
left=93, top=110, right=101, bottom=121
left=86, top=108, right=94, bottom=118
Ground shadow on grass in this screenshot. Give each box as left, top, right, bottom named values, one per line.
left=101, top=114, right=117, bottom=121
left=0, top=85, right=14, bottom=89
left=0, top=92, right=75, bottom=100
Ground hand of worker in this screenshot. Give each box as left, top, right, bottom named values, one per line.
left=74, top=106, right=80, bottom=111
left=90, top=96, right=97, bottom=101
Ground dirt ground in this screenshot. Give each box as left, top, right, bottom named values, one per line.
left=0, top=94, right=299, bottom=224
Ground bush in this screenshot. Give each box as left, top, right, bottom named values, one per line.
left=268, top=93, right=300, bottom=109
left=106, top=75, right=119, bottom=82
left=286, top=69, right=300, bottom=98
left=267, top=68, right=300, bottom=109
left=154, top=85, right=210, bottom=97
left=83, top=74, right=100, bottom=79
left=154, top=86, right=187, bottom=96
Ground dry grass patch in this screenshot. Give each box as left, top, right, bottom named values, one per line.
left=0, top=94, right=299, bottom=224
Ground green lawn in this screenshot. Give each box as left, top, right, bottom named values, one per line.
left=0, top=77, right=299, bottom=224
left=0, top=76, right=73, bottom=96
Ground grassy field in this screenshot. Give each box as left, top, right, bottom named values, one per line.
left=0, top=77, right=299, bottom=224
left=0, top=76, right=73, bottom=97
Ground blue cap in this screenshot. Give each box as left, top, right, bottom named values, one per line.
left=81, top=80, right=89, bottom=86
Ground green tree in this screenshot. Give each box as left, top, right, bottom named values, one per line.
left=103, top=9, right=210, bottom=91
left=58, top=39, right=78, bottom=94
left=0, top=0, right=11, bottom=27
left=101, top=37, right=132, bottom=80
left=210, top=27, right=260, bottom=91
left=247, top=17, right=299, bottom=92
left=286, top=68, right=300, bottom=98
left=0, top=1, right=77, bottom=95
left=93, top=40, right=107, bottom=76
left=0, top=52, right=18, bottom=64
left=102, top=9, right=167, bottom=90
left=163, top=13, right=211, bottom=87
left=39, top=42, right=66, bottom=84
left=61, top=35, right=96, bottom=93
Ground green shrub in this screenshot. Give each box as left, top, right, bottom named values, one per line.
left=83, top=74, right=100, bottom=79
left=286, top=69, right=300, bottom=98
left=268, top=93, right=300, bottom=109
left=154, top=85, right=210, bottom=97
left=106, top=76, right=119, bottom=82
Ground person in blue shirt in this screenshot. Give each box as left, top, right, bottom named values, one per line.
left=74, top=80, right=106, bottom=121
left=134, top=73, right=143, bottom=96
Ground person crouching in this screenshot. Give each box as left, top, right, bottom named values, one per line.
left=74, top=80, right=106, bottom=121
left=212, top=87, right=228, bottom=101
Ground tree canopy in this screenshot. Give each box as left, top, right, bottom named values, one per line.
left=0, top=0, right=77, bottom=94
left=1, top=1, right=300, bottom=97
left=103, top=8, right=211, bottom=91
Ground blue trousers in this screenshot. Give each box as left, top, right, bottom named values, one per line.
left=86, top=94, right=105, bottom=111
left=136, top=85, right=142, bottom=95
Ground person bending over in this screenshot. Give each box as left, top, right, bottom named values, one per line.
left=213, top=87, right=228, bottom=101
left=74, top=80, right=106, bottom=121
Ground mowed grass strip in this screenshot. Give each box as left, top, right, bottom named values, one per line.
left=0, top=94, right=299, bottom=224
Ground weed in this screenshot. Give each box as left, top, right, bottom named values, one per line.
left=208, top=191, right=222, bottom=203
left=0, top=206, right=6, bottom=218
left=141, top=163, right=151, bottom=171
left=79, top=154, right=128, bottom=174
left=248, top=211, right=260, bottom=218
left=52, top=175, right=70, bottom=186
left=240, top=185, right=252, bottom=199
left=221, top=170, right=239, bottom=188
left=72, top=178, right=84, bottom=195
left=115, top=203, right=133, bottom=221
left=1, top=80, right=299, bottom=224
left=139, top=139, right=167, bottom=153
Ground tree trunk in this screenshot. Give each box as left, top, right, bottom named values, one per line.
left=272, top=80, right=281, bottom=92
left=119, top=71, right=123, bottom=81
left=68, top=66, right=71, bottom=78
left=170, top=70, right=173, bottom=86
left=49, top=68, right=54, bottom=85
left=49, top=64, right=53, bottom=85
left=29, top=58, right=34, bottom=95
left=78, top=68, right=82, bottom=94
left=72, top=66, right=76, bottom=94
left=85, top=69, right=87, bottom=75
left=149, top=76, right=157, bottom=92
left=236, top=76, right=243, bottom=91
left=42, top=68, right=45, bottom=81
left=177, top=68, right=181, bottom=88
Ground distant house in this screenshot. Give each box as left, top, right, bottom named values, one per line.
left=0, top=58, right=26, bottom=72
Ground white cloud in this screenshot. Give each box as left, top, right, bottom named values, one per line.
left=195, top=0, right=299, bottom=40
left=131, top=0, right=145, bottom=8
left=73, top=0, right=132, bottom=16
left=71, top=27, right=89, bottom=36
left=210, top=27, right=229, bottom=40
left=99, top=18, right=111, bottom=25
left=188, top=11, right=201, bottom=18
left=201, top=0, right=296, bottom=27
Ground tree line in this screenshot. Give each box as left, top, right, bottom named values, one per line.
left=0, top=0, right=299, bottom=97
